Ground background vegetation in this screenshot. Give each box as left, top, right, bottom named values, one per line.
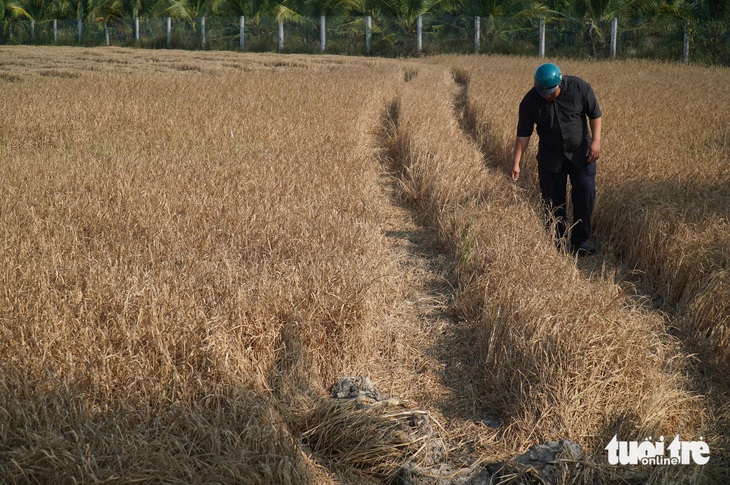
left=1, top=0, right=729, bottom=63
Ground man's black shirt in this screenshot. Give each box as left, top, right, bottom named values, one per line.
left=516, top=75, right=602, bottom=173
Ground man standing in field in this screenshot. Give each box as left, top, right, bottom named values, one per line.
left=511, top=63, right=602, bottom=255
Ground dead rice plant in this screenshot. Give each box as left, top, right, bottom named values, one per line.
left=297, top=397, right=447, bottom=483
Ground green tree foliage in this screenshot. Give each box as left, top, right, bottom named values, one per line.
left=2, top=0, right=728, bottom=62
left=2, top=0, right=32, bottom=21
left=7, top=0, right=730, bottom=24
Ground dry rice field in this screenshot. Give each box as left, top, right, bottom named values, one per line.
left=0, top=46, right=728, bottom=484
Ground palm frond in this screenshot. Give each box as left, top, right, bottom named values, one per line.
left=275, top=3, right=304, bottom=23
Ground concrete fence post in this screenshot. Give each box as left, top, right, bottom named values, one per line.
left=538, top=17, right=545, bottom=58
left=53, top=19, right=57, bottom=44
left=278, top=19, right=284, bottom=52
left=320, top=15, right=326, bottom=52
left=167, top=17, right=172, bottom=48
left=201, top=17, right=206, bottom=49
left=240, top=16, right=245, bottom=50
left=610, top=17, right=618, bottom=59
left=77, top=18, right=82, bottom=44
left=474, top=16, right=480, bottom=54
left=365, top=15, right=372, bottom=55
left=416, top=15, right=422, bottom=55
left=683, top=19, right=690, bottom=64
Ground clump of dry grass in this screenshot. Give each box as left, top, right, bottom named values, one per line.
left=297, top=396, right=447, bottom=483
left=384, top=61, right=708, bottom=482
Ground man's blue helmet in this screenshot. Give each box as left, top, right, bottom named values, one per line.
left=534, top=63, right=562, bottom=96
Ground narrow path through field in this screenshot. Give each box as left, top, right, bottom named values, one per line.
left=369, top=96, right=499, bottom=474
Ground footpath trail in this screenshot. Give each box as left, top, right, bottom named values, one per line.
left=369, top=95, right=499, bottom=470
left=359, top=65, right=591, bottom=482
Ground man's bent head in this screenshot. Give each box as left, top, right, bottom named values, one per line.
left=534, top=63, right=562, bottom=98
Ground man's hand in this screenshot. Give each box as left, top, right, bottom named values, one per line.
left=587, top=117, right=602, bottom=163
left=512, top=136, right=530, bottom=182
left=587, top=139, right=601, bottom=163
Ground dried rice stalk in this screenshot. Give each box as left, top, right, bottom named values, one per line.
left=297, top=397, right=447, bottom=482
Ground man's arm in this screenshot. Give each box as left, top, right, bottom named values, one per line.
left=587, top=117, right=602, bottom=163
left=511, top=136, right=530, bottom=181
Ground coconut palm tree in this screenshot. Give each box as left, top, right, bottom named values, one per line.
left=454, top=0, right=537, bottom=53
left=56, top=0, right=97, bottom=19
left=376, top=0, right=453, bottom=28
left=96, top=0, right=188, bottom=20
left=13, top=0, right=56, bottom=20
left=213, top=0, right=278, bottom=18
left=1, top=0, right=31, bottom=42
left=91, top=0, right=187, bottom=46
left=1, top=0, right=32, bottom=20
left=689, top=0, right=730, bottom=63
left=551, top=0, right=658, bottom=56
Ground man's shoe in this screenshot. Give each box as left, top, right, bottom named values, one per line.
left=572, top=240, right=596, bottom=256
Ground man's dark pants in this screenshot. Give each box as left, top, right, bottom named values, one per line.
left=538, top=158, right=596, bottom=247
